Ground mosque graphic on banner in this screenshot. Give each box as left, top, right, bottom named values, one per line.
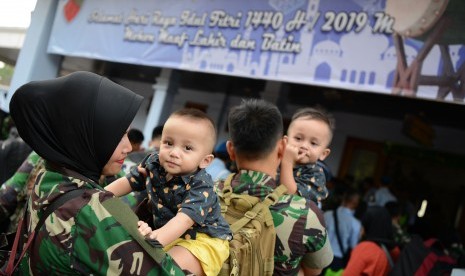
left=181, top=0, right=462, bottom=101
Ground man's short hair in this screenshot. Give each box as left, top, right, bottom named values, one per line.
left=151, top=125, right=164, bottom=140
left=228, top=99, right=283, bottom=160
left=342, top=187, right=360, bottom=204
left=291, top=107, right=335, bottom=144
left=128, top=128, right=144, bottom=144
left=385, top=201, right=401, bottom=218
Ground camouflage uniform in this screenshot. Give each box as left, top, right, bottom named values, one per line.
left=0, top=151, right=43, bottom=233
left=277, top=163, right=328, bottom=204
left=0, top=152, right=140, bottom=234
left=22, top=169, right=184, bottom=275
left=216, top=170, right=333, bottom=276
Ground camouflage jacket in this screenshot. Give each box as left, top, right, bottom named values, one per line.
left=22, top=169, right=184, bottom=275
left=0, top=152, right=140, bottom=234
left=0, top=151, right=43, bottom=233
left=216, top=170, right=333, bottom=276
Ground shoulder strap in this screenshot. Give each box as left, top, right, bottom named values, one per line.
left=333, top=209, right=347, bottom=255
left=221, top=173, right=288, bottom=233
left=220, top=173, right=236, bottom=206
left=38, top=189, right=87, bottom=230
left=5, top=188, right=86, bottom=274
left=380, top=243, right=394, bottom=268
left=101, top=197, right=167, bottom=264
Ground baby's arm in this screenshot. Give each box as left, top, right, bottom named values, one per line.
left=280, top=136, right=299, bottom=194
left=105, top=164, right=147, bottom=196
left=142, top=213, right=194, bottom=246
left=105, top=177, right=132, bottom=196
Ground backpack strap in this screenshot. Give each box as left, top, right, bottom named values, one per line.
left=221, top=173, right=288, bottom=233
left=220, top=173, right=236, bottom=206
left=333, top=208, right=347, bottom=255
left=102, top=197, right=167, bottom=264
left=102, top=196, right=186, bottom=276
left=380, top=243, right=394, bottom=268
left=5, top=188, right=86, bottom=274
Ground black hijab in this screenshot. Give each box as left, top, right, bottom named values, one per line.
left=10, top=71, right=143, bottom=183
left=362, top=205, right=396, bottom=248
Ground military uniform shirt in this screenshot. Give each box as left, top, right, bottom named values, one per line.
left=216, top=170, right=333, bottom=276
left=127, top=152, right=232, bottom=241
left=0, top=151, right=42, bottom=233
left=24, top=169, right=183, bottom=275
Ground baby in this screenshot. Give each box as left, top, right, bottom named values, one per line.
left=280, top=107, right=335, bottom=205
left=106, top=108, right=232, bottom=276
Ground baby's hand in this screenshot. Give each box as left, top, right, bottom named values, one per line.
left=283, top=137, right=300, bottom=165
left=138, top=220, right=152, bottom=237
left=136, top=165, right=147, bottom=177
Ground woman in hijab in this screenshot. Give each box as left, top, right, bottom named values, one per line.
left=343, top=205, right=400, bottom=276
left=10, top=71, right=184, bottom=275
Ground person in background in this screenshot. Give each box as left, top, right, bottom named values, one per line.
left=385, top=200, right=411, bottom=248
left=323, top=188, right=362, bottom=274
left=343, top=205, right=400, bottom=276
left=374, top=176, right=397, bottom=207
left=205, top=141, right=232, bottom=182
left=10, top=71, right=183, bottom=275
left=106, top=108, right=232, bottom=276
left=122, top=125, right=165, bottom=209
left=128, top=128, right=145, bottom=152
left=0, top=115, right=14, bottom=140
left=216, top=99, right=333, bottom=275
left=0, top=151, right=43, bottom=234
left=279, top=107, right=335, bottom=206
left=149, top=125, right=164, bottom=151
left=0, top=125, right=32, bottom=184
left=0, top=151, right=141, bottom=233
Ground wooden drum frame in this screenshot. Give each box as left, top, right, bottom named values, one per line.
left=385, top=0, right=465, bottom=102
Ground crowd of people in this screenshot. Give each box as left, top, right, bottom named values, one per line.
left=0, top=71, right=463, bottom=275
left=321, top=174, right=465, bottom=275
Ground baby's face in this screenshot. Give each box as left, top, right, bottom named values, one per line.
left=158, top=116, right=214, bottom=177
left=287, top=118, right=331, bottom=165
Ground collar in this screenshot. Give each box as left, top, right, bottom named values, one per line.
left=232, top=170, right=277, bottom=198
left=294, top=163, right=316, bottom=171
left=339, top=206, right=356, bottom=215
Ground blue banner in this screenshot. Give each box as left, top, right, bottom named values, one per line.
left=48, top=0, right=465, bottom=104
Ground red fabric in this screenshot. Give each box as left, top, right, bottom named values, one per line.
left=343, top=241, right=399, bottom=276
left=415, top=253, right=438, bottom=276
left=414, top=250, right=456, bottom=276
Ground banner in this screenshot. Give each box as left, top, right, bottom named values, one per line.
left=48, top=0, right=465, bottom=104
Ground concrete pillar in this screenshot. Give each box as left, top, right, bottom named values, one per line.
left=261, top=80, right=282, bottom=104
left=142, top=68, right=180, bottom=148
left=2, top=0, right=61, bottom=112
left=261, top=80, right=289, bottom=113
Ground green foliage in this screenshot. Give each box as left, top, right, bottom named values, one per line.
left=0, top=63, right=14, bottom=86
